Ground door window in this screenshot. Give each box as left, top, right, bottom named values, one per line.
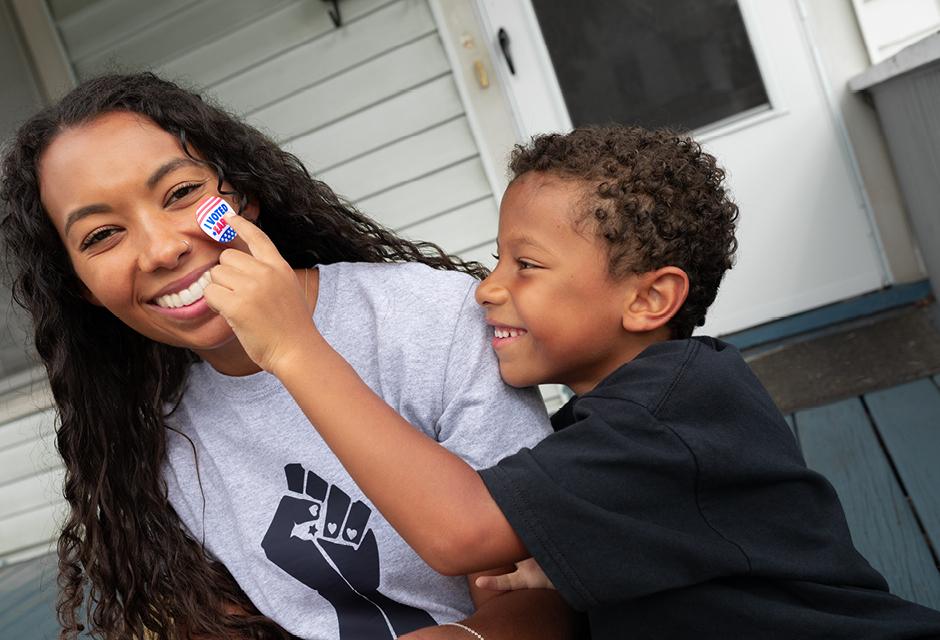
left=530, top=0, right=769, bottom=130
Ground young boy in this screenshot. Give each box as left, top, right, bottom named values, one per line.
left=248, top=126, right=940, bottom=638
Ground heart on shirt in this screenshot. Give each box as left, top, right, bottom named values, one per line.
left=328, top=522, right=337, bottom=535
left=345, top=528, right=358, bottom=540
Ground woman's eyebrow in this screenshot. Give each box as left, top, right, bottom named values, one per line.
left=64, top=204, right=111, bottom=238
left=146, top=157, right=201, bottom=190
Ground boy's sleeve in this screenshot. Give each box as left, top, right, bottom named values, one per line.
left=433, top=282, right=552, bottom=469
left=479, top=394, right=750, bottom=611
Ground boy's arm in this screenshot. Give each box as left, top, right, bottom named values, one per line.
left=275, top=333, right=527, bottom=576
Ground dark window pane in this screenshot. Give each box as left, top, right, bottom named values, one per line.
left=531, top=0, right=769, bottom=131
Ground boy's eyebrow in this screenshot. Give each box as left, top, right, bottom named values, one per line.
left=146, top=157, right=202, bottom=190
left=507, top=234, right=553, bottom=253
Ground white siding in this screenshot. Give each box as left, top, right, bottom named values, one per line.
left=57, top=0, right=500, bottom=261
left=0, top=375, right=62, bottom=561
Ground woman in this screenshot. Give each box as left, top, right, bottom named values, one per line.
left=0, top=73, right=572, bottom=639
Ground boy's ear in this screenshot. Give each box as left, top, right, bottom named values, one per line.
left=622, top=267, right=690, bottom=333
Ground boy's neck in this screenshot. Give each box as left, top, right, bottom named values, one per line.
left=567, top=327, right=674, bottom=396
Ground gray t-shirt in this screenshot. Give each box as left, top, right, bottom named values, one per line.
left=162, top=261, right=551, bottom=640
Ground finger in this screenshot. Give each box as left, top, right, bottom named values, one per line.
left=474, top=571, right=526, bottom=592
left=222, top=213, right=282, bottom=264
left=341, top=501, right=370, bottom=545
left=205, top=262, right=247, bottom=292
left=285, top=464, right=306, bottom=493
left=323, top=485, right=351, bottom=540
left=201, top=281, right=238, bottom=317
left=304, top=470, right=328, bottom=501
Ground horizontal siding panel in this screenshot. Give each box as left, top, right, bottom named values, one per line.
left=59, top=0, right=196, bottom=63
left=0, top=468, right=63, bottom=521
left=358, top=157, right=491, bottom=230
left=0, top=502, right=65, bottom=559
left=458, top=240, right=498, bottom=270
left=0, top=387, right=54, bottom=427
left=287, top=75, right=463, bottom=171
left=157, top=0, right=388, bottom=88
left=0, top=437, right=59, bottom=487
left=318, top=116, right=477, bottom=201
left=73, top=0, right=295, bottom=79
left=400, top=197, right=498, bottom=254
left=208, top=0, right=436, bottom=115
left=248, top=33, right=449, bottom=143
left=0, top=410, right=55, bottom=453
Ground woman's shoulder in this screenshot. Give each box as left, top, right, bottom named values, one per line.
left=319, top=261, right=479, bottom=310
left=321, top=260, right=476, bottom=286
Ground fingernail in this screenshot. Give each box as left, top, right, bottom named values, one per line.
left=195, top=196, right=238, bottom=243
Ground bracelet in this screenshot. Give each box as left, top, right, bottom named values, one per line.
left=441, top=621, right=485, bottom=640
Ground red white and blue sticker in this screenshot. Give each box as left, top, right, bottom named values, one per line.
left=196, top=196, right=238, bottom=243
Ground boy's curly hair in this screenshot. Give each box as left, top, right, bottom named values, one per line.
left=509, top=126, right=738, bottom=339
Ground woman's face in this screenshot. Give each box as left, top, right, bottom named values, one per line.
left=39, top=111, right=258, bottom=355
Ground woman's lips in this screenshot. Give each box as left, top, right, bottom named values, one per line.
left=147, top=296, right=213, bottom=320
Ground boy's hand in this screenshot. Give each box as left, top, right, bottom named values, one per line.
left=202, top=213, right=320, bottom=373
left=474, top=558, right=555, bottom=592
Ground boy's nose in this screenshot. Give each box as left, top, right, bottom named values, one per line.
left=475, top=272, right=508, bottom=307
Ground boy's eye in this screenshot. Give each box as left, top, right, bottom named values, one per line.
left=80, top=227, right=119, bottom=251
left=518, top=259, right=536, bottom=270
left=166, top=181, right=205, bottom=205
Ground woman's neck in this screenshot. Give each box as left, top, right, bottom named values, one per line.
left=193, top=267, right=319, bottom=377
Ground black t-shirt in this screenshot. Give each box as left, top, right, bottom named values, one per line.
left=480, top=337, right=940, bottom=639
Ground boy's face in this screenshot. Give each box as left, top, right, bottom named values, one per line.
left=475, top=172, right=637, bottom=395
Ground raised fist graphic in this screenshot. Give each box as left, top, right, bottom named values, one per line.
left=262, top=464, right=435, bottom=638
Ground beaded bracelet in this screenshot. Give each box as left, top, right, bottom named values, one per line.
left=441, top=621, right=485, bottom=640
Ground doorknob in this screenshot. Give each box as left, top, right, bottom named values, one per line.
left=497, top=28, right=516, bottom=75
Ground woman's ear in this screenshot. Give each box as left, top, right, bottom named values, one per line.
left=240, top=196, right=260, bottom=223
left=622, top=267, right=690, bottom=333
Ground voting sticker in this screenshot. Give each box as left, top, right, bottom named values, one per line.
left=195, top=196, right=238, bottom=243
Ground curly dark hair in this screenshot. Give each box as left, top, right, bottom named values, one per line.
left=0, top=72, right=486, bottom=640
left=509, top=126, right=738, bottom=339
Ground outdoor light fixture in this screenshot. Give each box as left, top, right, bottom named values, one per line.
left=323, top=0, right=341, bottom=27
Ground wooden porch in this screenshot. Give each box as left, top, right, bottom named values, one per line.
left=788, top=376, right=940, bottom=610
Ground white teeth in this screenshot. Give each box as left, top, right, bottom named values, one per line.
left=154, top=269, right=212, bottom=309
left=494, top=327, right=526, bottom=339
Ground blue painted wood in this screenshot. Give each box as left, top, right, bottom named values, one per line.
left=796, top=398, right=940, bottom=609
left=0, top=554, right=58, bottom=638
left=865, top=379, right=940, bottom=557
left=722, top=280, right=931, bottom=350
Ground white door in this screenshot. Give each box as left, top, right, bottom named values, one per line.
left=471, top=0, right=889, bottom=335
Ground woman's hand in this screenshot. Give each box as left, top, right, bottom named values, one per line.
left=202, top=213, right=320, bottom=374
left=474, top=558, right=555, bottom=592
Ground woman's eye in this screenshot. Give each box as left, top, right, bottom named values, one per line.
left=80, top=227, right=118, bottom=251
left=491, top=253, right=500, bottom=261
left=167, top=182, right=203, bottom=205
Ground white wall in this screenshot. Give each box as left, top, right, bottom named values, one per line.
left=805, top=0, right=926, bottom=284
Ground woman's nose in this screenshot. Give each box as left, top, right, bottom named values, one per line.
left=137, top=222, right=192, bottom=272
